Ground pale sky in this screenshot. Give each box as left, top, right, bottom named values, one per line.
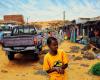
left=0, top=0, right=100, bottom=22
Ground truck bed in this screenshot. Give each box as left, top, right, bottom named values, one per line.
left=3, top=35, right=35, bottom=47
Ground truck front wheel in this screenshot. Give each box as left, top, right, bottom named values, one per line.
left=6, top=51, right=14, bottom=60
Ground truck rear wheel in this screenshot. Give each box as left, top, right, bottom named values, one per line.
left=6, top=51, right=14, bottom=60
left=33, top=53, right=39, bottom=60
left=39, top=47, right=42, bottom=52
left=37, top=45, right=42, bottom=52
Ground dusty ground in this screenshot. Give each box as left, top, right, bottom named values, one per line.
left=0, top=41, right=100, bottom=80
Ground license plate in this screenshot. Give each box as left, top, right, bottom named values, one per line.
left=14, top=47, right=25, bottom=50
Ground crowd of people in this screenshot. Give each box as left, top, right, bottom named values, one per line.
left=39, top=28, right=65, bottom=46
left=40, top=26, right=100, bottom=50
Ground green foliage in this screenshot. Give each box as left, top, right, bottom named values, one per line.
left=89, top=62, right=100, bottom=76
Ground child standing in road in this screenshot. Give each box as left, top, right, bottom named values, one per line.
left=43, top=37, right=69, bottom=80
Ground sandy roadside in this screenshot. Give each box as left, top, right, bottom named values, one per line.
left=0, top=41, right=99, bottom=80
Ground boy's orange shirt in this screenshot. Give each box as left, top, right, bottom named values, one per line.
left=43, top=49, right=69, bottom=80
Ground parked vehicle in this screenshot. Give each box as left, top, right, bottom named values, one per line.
left=2, top=25, right=42, bottom=60
left=0, top=25, right=12, bottom=44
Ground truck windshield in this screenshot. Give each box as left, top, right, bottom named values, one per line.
left=13, top=27, right=37, bottom=35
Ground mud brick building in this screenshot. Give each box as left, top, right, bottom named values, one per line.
left=4, top=15, right=24, bottom=24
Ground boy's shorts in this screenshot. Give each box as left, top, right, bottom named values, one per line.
left=49, top=75, right=67, bottom=80
left=49, top=73, right=67, bottom=80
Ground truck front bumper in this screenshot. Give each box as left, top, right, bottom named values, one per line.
left=3, top=46, right=39, bottom=53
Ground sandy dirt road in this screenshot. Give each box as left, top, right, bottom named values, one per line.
left=0, top=41, right=99, bottom=80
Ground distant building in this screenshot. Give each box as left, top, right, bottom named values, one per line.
left=4, top=15, right=24, bottom=24
left=90, top=16, right=100, bottom=21
left=76, top=18, right=90, bottom=24
left=76, top=16, right=100, bottom=24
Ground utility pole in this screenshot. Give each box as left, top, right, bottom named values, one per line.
left=27, top=17, right=29, bottom=25
left=63, top=11, right=65, bottom=26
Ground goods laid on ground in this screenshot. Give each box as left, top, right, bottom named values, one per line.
left=70, top=46, right=80, bottom=53
left=83, top=51, right=96, bottom=60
